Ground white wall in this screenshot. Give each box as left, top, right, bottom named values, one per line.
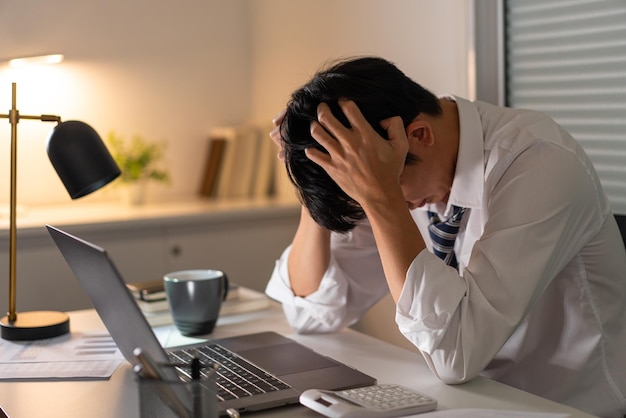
left=0, top=0, right=252, bottom=206
left=249, top=0, right=473, bottom=123
left=0, top=0, right=472, bottom=208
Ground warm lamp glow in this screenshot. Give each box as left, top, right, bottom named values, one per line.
left=9, top=54, right=64, bottom=68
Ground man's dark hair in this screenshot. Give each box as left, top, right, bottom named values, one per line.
left=281, top=56, right=442, bottom=232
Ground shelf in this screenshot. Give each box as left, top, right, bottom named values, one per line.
left=0, top=196, right=300, bottom=238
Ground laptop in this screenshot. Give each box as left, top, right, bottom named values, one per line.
left=46, top=225, right=376, bottom=416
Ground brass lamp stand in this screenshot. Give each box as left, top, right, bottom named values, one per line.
left=0, top=82, right=120, bottom=340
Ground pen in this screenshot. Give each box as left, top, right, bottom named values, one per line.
left=191, top=353, right=202, bottom=418
left=187, top=351, right=222, bottom=418
left=191, top=353, right=201, bottom=381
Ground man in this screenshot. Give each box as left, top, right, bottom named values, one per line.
left=265, top=57, right=626, bottom=417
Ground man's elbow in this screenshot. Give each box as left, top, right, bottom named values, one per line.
left=421, top=352, right=480, bottom=385
left=284, top=311, right=347, bottom=334
left=436, top=370, right=475, bottom=385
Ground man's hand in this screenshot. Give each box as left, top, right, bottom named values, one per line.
left=305, top=100, right=409, bottom=208
left=270, top=108, right=287, bottom=161
left=306, top=100, right=422, bottom=302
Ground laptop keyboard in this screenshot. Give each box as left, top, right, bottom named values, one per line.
left=168, top=344, right=292, bottom=401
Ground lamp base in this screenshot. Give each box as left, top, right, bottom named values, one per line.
left=0, top=311, right=70, bottom=341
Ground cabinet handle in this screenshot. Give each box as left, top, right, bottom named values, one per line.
left=170, top=245, right=181, bottom=257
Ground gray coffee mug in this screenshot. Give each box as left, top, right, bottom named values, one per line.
left=163, top=269, right=229, bottom=336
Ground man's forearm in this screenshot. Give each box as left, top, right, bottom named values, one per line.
left=362, top=191, right=426, bottom=302
left=288, top=206, right=332, bottom=296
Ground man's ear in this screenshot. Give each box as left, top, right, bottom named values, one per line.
left=406, top=120, right=435, bottom=146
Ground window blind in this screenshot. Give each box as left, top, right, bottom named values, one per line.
left=505, top=0, right=626, bottom=214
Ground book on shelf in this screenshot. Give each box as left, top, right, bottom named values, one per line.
left=198, top=137, right=227, bottom=197
left=198, top=124, right=278, bottom=200
left=209, top=127, right=238, bottom=197
left=213, top=126, right=257, bottom=199
left=251, top=123, right=278, bottom=199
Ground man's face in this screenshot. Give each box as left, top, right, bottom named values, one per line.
left=398, top=153, right=453, bottom=210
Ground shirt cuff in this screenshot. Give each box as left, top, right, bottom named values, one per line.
left=265, top=246, right=349, bottom=332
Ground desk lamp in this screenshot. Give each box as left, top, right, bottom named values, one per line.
left=0, top=82, right=121, bottom=340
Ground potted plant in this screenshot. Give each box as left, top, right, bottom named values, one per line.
left=107, top=132, right=170, bottom=205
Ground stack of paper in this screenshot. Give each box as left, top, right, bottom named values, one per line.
left=0, top=331, right=124, bottom=380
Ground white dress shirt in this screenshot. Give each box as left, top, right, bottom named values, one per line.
left=265, top=96, right=626, bottom=417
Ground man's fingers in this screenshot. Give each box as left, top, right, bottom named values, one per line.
left=316, top=102, right=352, bottom=143
left=381, top=116, right=407, bottom=146
left=272, top=108, right=287, bottom=126
left=270, top=108, right=287, bottom=144
left=269, top=124, right=281, bottom=144
left=380, top=116, right=409, bottom=170
left=337, top=99, right=371, bottom=133
left=270, top=108, right=287, bottom=161
left=305, top=146, right=332, bottom=170
left=307, top=121, right=341, bottom=178
left=310, top=120, right=341, bottom=156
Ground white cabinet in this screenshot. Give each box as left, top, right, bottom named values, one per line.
left=0, top=199, right=299, bottom=315
left=164, top=219, right=295, bottom=290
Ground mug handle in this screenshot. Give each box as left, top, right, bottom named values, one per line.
left=222, top=273, right=230, bottom=301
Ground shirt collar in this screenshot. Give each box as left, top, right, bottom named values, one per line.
left=424, top=95, right=485, bottom=217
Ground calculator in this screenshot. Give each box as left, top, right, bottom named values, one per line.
left=299, top=384, right=437, bottom=418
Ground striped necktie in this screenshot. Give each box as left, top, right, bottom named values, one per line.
left=428, top=206, right=467, bottom=269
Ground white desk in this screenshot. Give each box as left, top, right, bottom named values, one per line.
left=0, top=307, right=594, bottom=418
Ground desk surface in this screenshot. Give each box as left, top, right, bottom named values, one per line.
left=0, top=307, right=593, bottom=418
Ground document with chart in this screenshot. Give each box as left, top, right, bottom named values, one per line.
left=0, top=331, right=123, bottom=380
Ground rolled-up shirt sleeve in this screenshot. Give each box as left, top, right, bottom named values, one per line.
left=265, top=221, right=388, bottom=334
left=396, top=251, right=468, bottom=354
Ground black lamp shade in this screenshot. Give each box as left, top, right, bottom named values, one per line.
left=47, top=121, right=120, bottom=199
